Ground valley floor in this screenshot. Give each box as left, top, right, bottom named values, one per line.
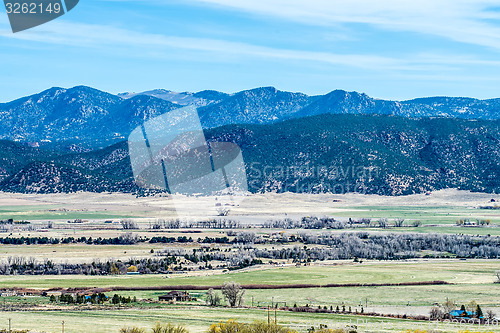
left=0, top=260, right=498, bottom=332
left=0, top=190, right=498, bottom=332
left=0, top=188, right=498, bottom=230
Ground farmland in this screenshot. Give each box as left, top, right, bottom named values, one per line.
left=0, top=190, right=498, bottom=332
left=0, top=260, right=498, bottom=332
left=1, top=305, right=498, bottom=333
left=0, top=260, right=497, bottom=289
left=0, top=261, right=498, bottom=332
left=0, top=189, right=498, bottom=229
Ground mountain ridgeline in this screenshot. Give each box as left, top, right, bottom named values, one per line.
left=1, top=86, right=500, bottom=147
left=0, top=114, right=498, bottom=195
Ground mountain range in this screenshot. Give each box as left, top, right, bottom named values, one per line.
left=0, top=86, right=498, bottom=195
left=0, top=114, right=498, bottom=195
left=1, top=86, right=499, bottom=149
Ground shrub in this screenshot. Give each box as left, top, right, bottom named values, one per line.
left=119, top=327, right=146, bottom=333
left=412, top=220, right=422, bottom=227
left=152, top=322, right=189, bottom=333
left=208, top=320, right=243, bottom=333
left=313, top=328, right=356, bottom=333
left=208, top=320, right=296, bottom=333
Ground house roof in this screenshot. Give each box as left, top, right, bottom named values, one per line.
left=450, top=310, right=475, bottom=317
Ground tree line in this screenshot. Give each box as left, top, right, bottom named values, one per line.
left=0, top=233, right=142, bottom=245
left=0, top=256, right=178, bottom=275
left=0, top=235, right=232, bottom=246
left=230, top=232, right=500, bottom=260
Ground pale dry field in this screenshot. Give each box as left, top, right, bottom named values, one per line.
left=0, top=189, right=498, bottom=222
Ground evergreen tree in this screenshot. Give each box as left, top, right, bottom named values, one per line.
left=477, top=305, right=483, bottom=318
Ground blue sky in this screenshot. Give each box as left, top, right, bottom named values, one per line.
left=2, top=0, right=500, bottom=102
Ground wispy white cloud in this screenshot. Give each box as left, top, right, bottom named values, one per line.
left=191, top=0, right=500, bottom=51
left=1, top=5, right=500, bottom=82
left=0, top=15, right=415, bottom=71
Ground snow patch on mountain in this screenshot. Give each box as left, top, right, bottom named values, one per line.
left=117, top=89, right=219, bottom=107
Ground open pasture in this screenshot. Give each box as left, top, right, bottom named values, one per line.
left=0, top=259, right=497, bottom=294
left=0, top=305, right=498, bottom=333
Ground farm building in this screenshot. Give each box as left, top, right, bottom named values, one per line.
left=85, top=294, right=108, bottom=302
left=44, top=291, right=62, bottom=297
left=450, top=310, right=483, bottom=319
left=1, top=291, right=18, bottom=297
left=159, top=291, right=192, bottom=302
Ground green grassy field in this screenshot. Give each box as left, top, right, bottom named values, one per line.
left=108, top=282, right=499, bottom=309
left=0, top=306, right=497, bottom=333
left=1, top=204, right=496, bottom=225
left=388, top=226, right=500, bottom=236
left=325, top=205, right=500, bottom=235
left=0, top=260, right=497, bottom=289
left=1, top=260, right=499, bottom=309
left=2, top=203, right=499, bottom=236
left=335, top=205, right=499, bottom=225
left=0, top=202, right=141, bottom=220
left=75, top=260, right=500, bottom=312
left=338, top=205, right=479, bottom=221
left=0, top=210, right=138, bottom=221
left=0, top=260, right=498, bottom=332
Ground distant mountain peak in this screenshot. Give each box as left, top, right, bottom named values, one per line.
left=0, top=85, right=499, bottom=148
left=117, top=88, right=226, bottom=107
left=250, top=86, right=279, bottom=93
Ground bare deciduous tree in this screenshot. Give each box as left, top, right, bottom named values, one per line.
left=217, top=207, right=230, bottom=216
left=377, top=218, right=388, bottom=229
left=429, top=307, right=444, bottom=320
left=360, top=218, right=371, bottom=226
left=221, top=281, right=245, bottom=307
left=486, top=310, right=496, bottom=320
left=150, top=220, right=162, bottom=230
left=121, top=219, right=139, bottom=230
left=441, top=299, right=455, bottom=318
left=206, top=288, right=222, bottom=307
left=234, top=231, right=262, bottom=244
left=394, top=218, right=405, bottom=227
left=466, top=300, right=478, bottom=313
